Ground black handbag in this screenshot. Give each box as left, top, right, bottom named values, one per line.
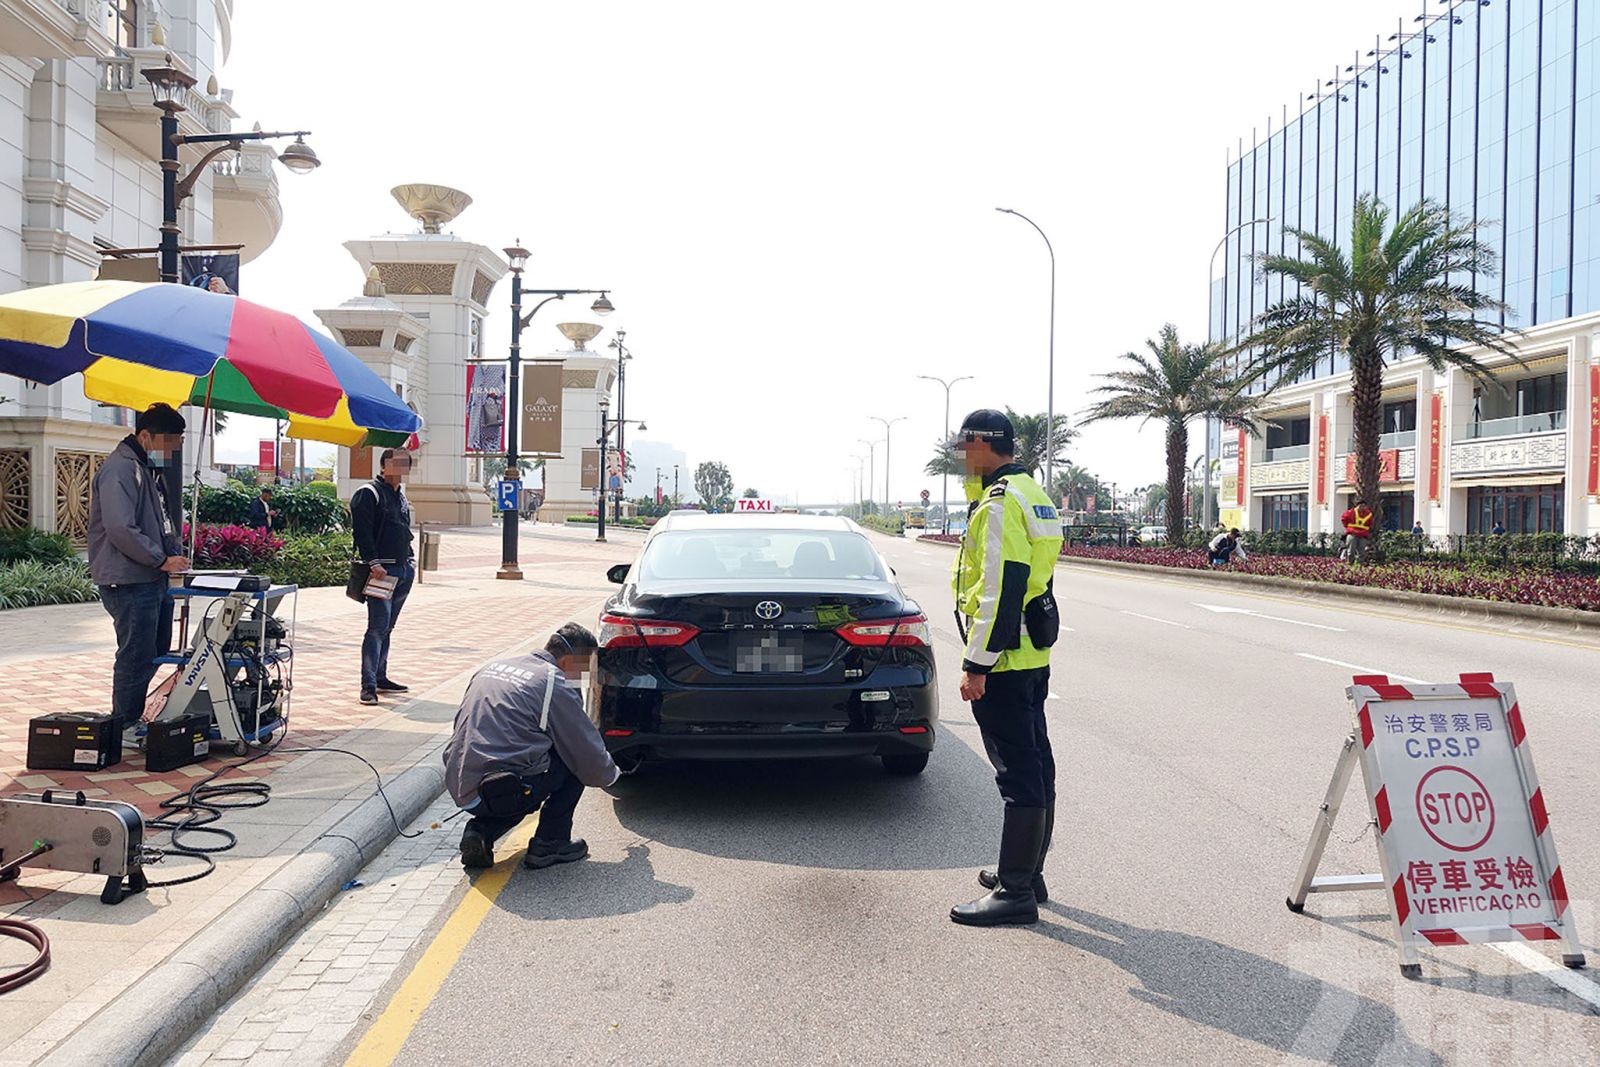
left=345, top=484, right=389, bottom=603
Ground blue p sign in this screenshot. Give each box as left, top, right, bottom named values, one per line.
left=496, top=479, right=519, bottom=510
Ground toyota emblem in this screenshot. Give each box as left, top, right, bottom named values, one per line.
left=755, top=600, right=783, bottom=620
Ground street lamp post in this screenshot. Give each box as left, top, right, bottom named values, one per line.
left=497, top=241, right=613, bottom=577
left=672, top=464, right=679, bottom=507
left=608, top=330, right=633, bottom=523
left=595, top=399, right=646, bottom=543
left=1203, top=214, right=1273, bottom=532
left=655, top=466, right=662, bottom=508
left=142, top=58, right=319, bottom=283
left=916, top=374, right=973, bottom=534
left=996, top=207, right=1057, bottom=493
left=856, top=438, right=879, bottom=513
left=869, top=416, right=905, bottom=515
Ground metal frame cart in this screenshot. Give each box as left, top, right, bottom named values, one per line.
left=149, top=582, right=297, bottom=755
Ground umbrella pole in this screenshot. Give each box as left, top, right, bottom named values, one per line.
left=188, top=371, right=216, bottom=563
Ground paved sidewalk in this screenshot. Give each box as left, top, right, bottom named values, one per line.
left=165, top=794, right=466, bottom=1067
left=0, top=521, right=640, bottom=1065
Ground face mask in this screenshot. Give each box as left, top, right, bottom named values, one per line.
left=148, top=450, right=171, bottom=469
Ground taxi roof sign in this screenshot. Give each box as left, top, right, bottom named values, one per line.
left=734, top=498, right=774, bottom=513
left=1287, top=673, right=1584, bottom=978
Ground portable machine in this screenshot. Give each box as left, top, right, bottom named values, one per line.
left=0, top=791, right=146, bottom=904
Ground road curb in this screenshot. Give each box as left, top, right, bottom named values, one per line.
left=913, top=536, right=1600, bottom=635
left=40, top=762, right=447, bottom=1067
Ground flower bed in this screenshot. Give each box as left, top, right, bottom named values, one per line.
left=917, top=534, right=1600, bottom=612
left=1062, top=545, right=1600, bottom=613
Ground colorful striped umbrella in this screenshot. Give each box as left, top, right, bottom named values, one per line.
left=0, top=280, right=421, bottom=447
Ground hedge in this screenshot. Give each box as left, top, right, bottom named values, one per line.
left=0, top=559, right=97, bottom=609
left=0, top=527, right=75, bottom=565
left=858, top=514, right=905, bottom=535
left=196, top=484, right=349, bottom=534
left=565, top=515, right=657, bottom=528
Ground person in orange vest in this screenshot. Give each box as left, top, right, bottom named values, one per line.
left=1340, top=497, right=1376, bottom=563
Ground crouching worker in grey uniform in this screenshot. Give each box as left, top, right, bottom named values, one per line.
left=443, top=624, right=620, bottom=870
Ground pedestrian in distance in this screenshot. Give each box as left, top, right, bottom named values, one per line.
left=950, top=409, right=1063, bottom=927
left=444, top=623, right=621, bottom=870
left=351, top=448, right=416, bottom=705
left=1340, top=497, right=1376, bottom=563
left=1491, top=519, right=1507, bottom=536
left=1411, top=520, right=1425, bottom=537
left=1207, top=527, right=1243, bottom=567
left=247, top=487, right=277, bottom=530
left=87, top=403, right=190, bottom=733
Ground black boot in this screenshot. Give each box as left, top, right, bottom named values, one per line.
left=979, top=801, right=1053, bottom=901
left=951, top=806, right=1046, bottom=926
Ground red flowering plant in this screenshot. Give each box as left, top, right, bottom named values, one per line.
left=1060, top=545, right=1600, bottom=612
left=181, top=523, right=286, bottom=569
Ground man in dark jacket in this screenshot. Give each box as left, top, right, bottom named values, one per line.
left=444, top=624, right=620, bottom=870
left=246, top=488, right=276, bottom=530
left=87, top=404, right=190, bottom=730
left=350, top=448, right=415, bottom=705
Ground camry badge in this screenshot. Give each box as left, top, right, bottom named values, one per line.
left=755, top=600, right=783, bottom=620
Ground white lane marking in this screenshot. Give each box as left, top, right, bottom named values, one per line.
left=1194, top=603, right=1346, bottom=632
left=1294, top=653, right=1430, bottom=685
left=1060, top=625, right=1076, bottom=632
left=1120, top=610, right=1192, bottom=630
left=1048, top=692, right=1063, bottom=700
left=1488, top=942, right=1600, bottom=1010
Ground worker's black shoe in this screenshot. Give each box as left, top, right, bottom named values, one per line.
left=460, top=828, right=493, bottom=869
left=376, top=679, right=409, bottom=693
left=951, top=806, right=1046, bottom=927
left=524, top=837, right=588, bottom=869
left=978, top=801, right=1054, bottom=901
left=359, top=689, right=379, bottom=705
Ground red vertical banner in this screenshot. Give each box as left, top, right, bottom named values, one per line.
left=1315, top=414, right=1329, bottom=506
left=257, top=440, right=275, bottom=474
left=1428, top=392, right=1443, bottom=502
left=1236, top=427, right=1247, bottom=505
left=1588, top=364, right=1600, bottom=497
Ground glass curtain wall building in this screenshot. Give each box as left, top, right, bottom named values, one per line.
left=1211, top=0, right=1598, bottom=370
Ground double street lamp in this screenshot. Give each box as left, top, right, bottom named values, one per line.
left=142, top=58, right=319, bottom=283
left=498, top=241, right=613, bottom=578
left=916, top=374, right=972, bottom=534
left=595, top=397, right=645, bottom=543
left=606, top=330, right=634, bottom=523
left=1202, top=215, right=1273, bottom=531
left=868, top=415, right=905, bottom=514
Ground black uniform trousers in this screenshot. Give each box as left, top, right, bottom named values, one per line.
left=464, top=749, right=585, bottom=847
left=971, top=665, right=1056, bottom=809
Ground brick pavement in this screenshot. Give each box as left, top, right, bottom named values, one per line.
left=0, top=523, right=621, bottom=908
left=165, top=794, right=466, bottom=1067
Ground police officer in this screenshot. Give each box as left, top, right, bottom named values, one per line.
left=950, top=409, right=1063, bottom=927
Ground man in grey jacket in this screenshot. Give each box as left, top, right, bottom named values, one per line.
left=87, top=404, right=190, bottom=730
left=444, top=623, right=620, bottom=870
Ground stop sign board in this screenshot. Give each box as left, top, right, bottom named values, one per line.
left=1346, top=674, right=1579, bottom=965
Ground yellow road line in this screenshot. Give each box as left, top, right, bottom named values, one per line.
left=344, top=815, right=537, bottom=1066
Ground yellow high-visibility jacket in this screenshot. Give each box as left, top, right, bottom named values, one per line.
left=952, top=464, right=1063, bottom=674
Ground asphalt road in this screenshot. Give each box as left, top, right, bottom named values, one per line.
left=347, top=532, right=1600, bottom=1065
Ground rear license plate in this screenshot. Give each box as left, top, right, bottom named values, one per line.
left=733, top=633, right=805, bottom=673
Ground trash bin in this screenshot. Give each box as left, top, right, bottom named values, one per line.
left=419, top=530, right=441, bottom=572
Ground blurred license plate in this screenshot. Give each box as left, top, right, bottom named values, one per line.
left=734, top=633, right=805, bottom=673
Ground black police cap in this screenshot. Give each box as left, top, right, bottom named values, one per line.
left=958, top=408, right=1014, bottom=449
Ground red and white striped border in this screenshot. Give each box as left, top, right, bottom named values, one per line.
left=1349, top=671, right=1572, bottom=948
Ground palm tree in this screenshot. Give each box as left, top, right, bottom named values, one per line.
left=1242, top=195, right=1513, bottom=513
left=1052, top=463, right=1101, bottom=513
left=1006, top=409, right=1075, bottom=478
left=1080, top=324, right=1260, bottom=541
left=924, top=433, right=960, bottom=477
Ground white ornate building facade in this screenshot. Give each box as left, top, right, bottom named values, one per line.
left=0, top=0, right=281, bottom=539
left=1227, top=319, right=1599, bottom=541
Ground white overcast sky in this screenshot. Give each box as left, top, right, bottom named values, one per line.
left=218, top=0, right=1414, bottom=504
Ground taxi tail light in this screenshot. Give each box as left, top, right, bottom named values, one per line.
left=598, top=613, right=699, bottom=649
left=836, top=613, right=931, bottom=648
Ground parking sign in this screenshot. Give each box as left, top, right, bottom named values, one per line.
left=495, top=479, right=519, bottom=511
